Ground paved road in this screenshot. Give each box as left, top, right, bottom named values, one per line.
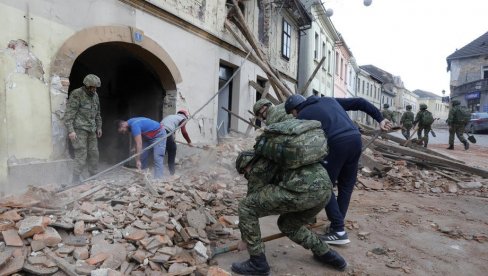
left=390, top=128, right=488, bottom=147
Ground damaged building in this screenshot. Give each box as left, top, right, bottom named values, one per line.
left=0, top=0, right=311, bottom=193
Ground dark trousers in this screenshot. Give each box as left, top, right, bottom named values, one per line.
left=323, top=134, right=362, bottom=232
left=166, top=132, right=177, bottom=175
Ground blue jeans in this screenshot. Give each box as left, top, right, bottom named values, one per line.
left=323, top=134, right=362, bottom=232
left=141, top=130, right=167, bottom=179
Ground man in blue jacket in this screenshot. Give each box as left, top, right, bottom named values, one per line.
left=285, top=95, right=392, bottom=245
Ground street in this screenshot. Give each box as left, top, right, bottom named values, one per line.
left=390, top=127, right=488, bottom=147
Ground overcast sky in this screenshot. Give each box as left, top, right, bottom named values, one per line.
left=328, top=0, right=488, bottom=96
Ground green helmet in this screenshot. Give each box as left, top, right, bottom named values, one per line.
left=383, top=103, right=389, bottom=108
left=253, top=99, right=272, bottom=115
left=235, top=150, right=255, bottom=174
left=451, top=100, right=460, bottom=106
left=406, top=105, right=412, bottom=110
left=420, top=103, right=428, bottom=110
left=83, top=74, right=101, bottom=87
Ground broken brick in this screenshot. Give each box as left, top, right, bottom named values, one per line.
left=207, top=266, right=232, bottom=276
left=124, top=229, right=146, bottom=241
left=18, top=216, right=49, bottom=238
left=33, top=227, right=62, bottom=247
left=2, top=229, right=24, bottom=247
left=85, top=252, right=111, bottom=265
left=0, top=210, right=22, bottom=222
left=73, top=246, right=89, bottom=260
left=74, top=220, right=85, bottom=236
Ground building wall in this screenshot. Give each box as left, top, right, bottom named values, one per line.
left=0, top=0, right=279, bottom=192
left=449, top=55, right=488, bottom=87
left=356, top=69, right=382, bottom=126
left=333, top=43, right=348, bottom=98
left=297, top=2, right=336, bottom=97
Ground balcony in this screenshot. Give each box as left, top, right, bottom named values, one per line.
left=452, top=79, right=488, bottom=97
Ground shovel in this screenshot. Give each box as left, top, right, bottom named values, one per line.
left=465, top=131, right=477, bottom=144
left=209, top=221, right=325, bottom=258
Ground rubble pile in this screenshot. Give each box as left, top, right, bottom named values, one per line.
left=0, top=137, right=255, bottom=276
left=357, top=141, right=488, bottom=197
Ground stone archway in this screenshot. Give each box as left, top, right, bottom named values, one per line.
left=50, top=26, right=182, bottom=159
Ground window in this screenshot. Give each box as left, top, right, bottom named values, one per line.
left=282, top=19, right=291, bottom=60
left=314, top=33, right=319, bottom=60
left=327, top=50, right=332, bottom=72
left=340, top=58, right=344, bottom=79
left=484, top=65, right=488, bottom=79
left=335, top=52, right=339, bottom=75
left=362, top=80, right=365, bottom=93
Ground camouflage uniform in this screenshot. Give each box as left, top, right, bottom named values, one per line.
left=400, top=110, right=414, bottom=139
left=381, top=109, right=395, bottom=123
left=264, top=103, right=293, bottom=125
left=447, top=101, right=468, bottom=146
left=65, top=85, right=102, bottom=177
left=239, top=162, right=332, bottom=256
left=413, top=108, right=432, bottom=146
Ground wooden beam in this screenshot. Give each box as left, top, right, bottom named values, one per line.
left=300, top=57, right=326, bottom=95
left=249, top=80, right=280, bottom=105
left=221, top=107, right=259, bottom=128
left=373, top=139, right=488, bottom=178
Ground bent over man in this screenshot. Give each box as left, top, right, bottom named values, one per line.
left=116, top=117, right=167, bottom=179
left=65, top=74, right=102, bottom=184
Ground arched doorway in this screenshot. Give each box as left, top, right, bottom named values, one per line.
left=69, top=42, right=167, bottom=164
left=51, top=26, right=182, bottom=166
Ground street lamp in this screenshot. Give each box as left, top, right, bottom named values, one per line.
left=364, top=0, right=373, bottom=6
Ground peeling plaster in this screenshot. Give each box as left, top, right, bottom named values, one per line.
left=6, top=39, right=45, bottom=81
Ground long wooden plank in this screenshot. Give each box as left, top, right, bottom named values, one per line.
left=300, top=57, right=326, bottom=95
left=221, top=107, right=259, bottom=128
left=374, top=139, right=488, bottom=178
left=249, top=80, right=280, bottom=105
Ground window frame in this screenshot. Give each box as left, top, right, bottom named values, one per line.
left=281, top=19, right=291, bottom=60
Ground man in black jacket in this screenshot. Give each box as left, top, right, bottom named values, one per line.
left=285, top=95, right=392, bottom=245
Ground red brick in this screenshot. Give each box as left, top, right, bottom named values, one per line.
left=74, top=221, right=85, bottom=236
left=86, top=252, right=110, bottom=265
left=2, top=229, right=23, bottom=247
left=33, top=227, right=62, bottom=247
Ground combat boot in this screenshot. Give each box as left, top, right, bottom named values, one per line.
left=314, top=249, right=347, bottom=271
left=446, top=144, right=454, bottom=150
left=424, top=142, right=428, bottom=148
left=463, top=141, right=469, bottom=150
left=231, top=253, right=270, bottom=275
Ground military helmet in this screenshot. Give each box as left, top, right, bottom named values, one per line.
left=83, top=74, right=101, bottom=88
left=285, top=94, right=306, bottom=114
left=420, top=103, right=428, bottom=110
left=383, top=103, right=389, bottom=108
left=451, top=100, right=460, bottom=106
left=253, top=99, right=272, bottom=115
left=406, top=105, right=412, bottom=110
left=236, top=150, right=255, bottom=174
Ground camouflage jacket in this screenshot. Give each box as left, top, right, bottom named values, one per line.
left=64, top=87, right=102, bottom=133
left=381, top=109, right=395, bottom=122
left=265, top=103, right=293, bottom=125
left=400, top=111, right=414, bottom=127
left=447, top=105, right=464, bottom=126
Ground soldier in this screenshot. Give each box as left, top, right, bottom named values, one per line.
left=161, top=110, right=193, bottom=175
left=65, top=74, right=102, bottom=184
left=231, top=106, right=347, bottom=275
left=252, top=98, right=293, bottom=125
left=400, top=105, right=415, bottom=139
left=413, top=104, right=434, bottom=148
left=382, top=103, right=395, bottom=124
left=446, top=100, right=469, bottom=150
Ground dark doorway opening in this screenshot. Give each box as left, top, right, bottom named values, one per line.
left=217, top=65, right=234, bottom=138
left=69, top=42, right=166, bottom=165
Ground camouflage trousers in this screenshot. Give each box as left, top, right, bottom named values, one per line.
left=238, top=184, right=331, bottom=256
left=417, top=126, right=431, bottom=145
left=449, top=125, right=467, bottom=145
left=401, top=126, right=412, bottom=140
left=71, top=129, right=99, bottom=176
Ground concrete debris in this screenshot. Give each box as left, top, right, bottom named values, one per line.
left=0, top=137, right=254, bottom=274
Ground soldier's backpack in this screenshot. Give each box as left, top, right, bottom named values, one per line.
left=456, top=106, right=471, bottom=125
left=254, top=119, right=328, bottom=169
left=421, top=110, right=434, bottom=126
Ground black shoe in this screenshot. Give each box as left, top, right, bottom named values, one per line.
left=231, top=253, right=270, bottom=275
left=320, top=232, right=350, bottom=245
left=424, top=143, right=428, bottom=148
left=463, top=141, right=469, bottom=150
left=313, top=249, right=347, bottom=271
left=446, top=145, right=454, bottom=150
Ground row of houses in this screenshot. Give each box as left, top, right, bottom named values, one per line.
left=0, top=0, right=460, bottom=190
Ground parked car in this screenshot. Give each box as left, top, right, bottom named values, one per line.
left=465, top=112, right=488, bottom=133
